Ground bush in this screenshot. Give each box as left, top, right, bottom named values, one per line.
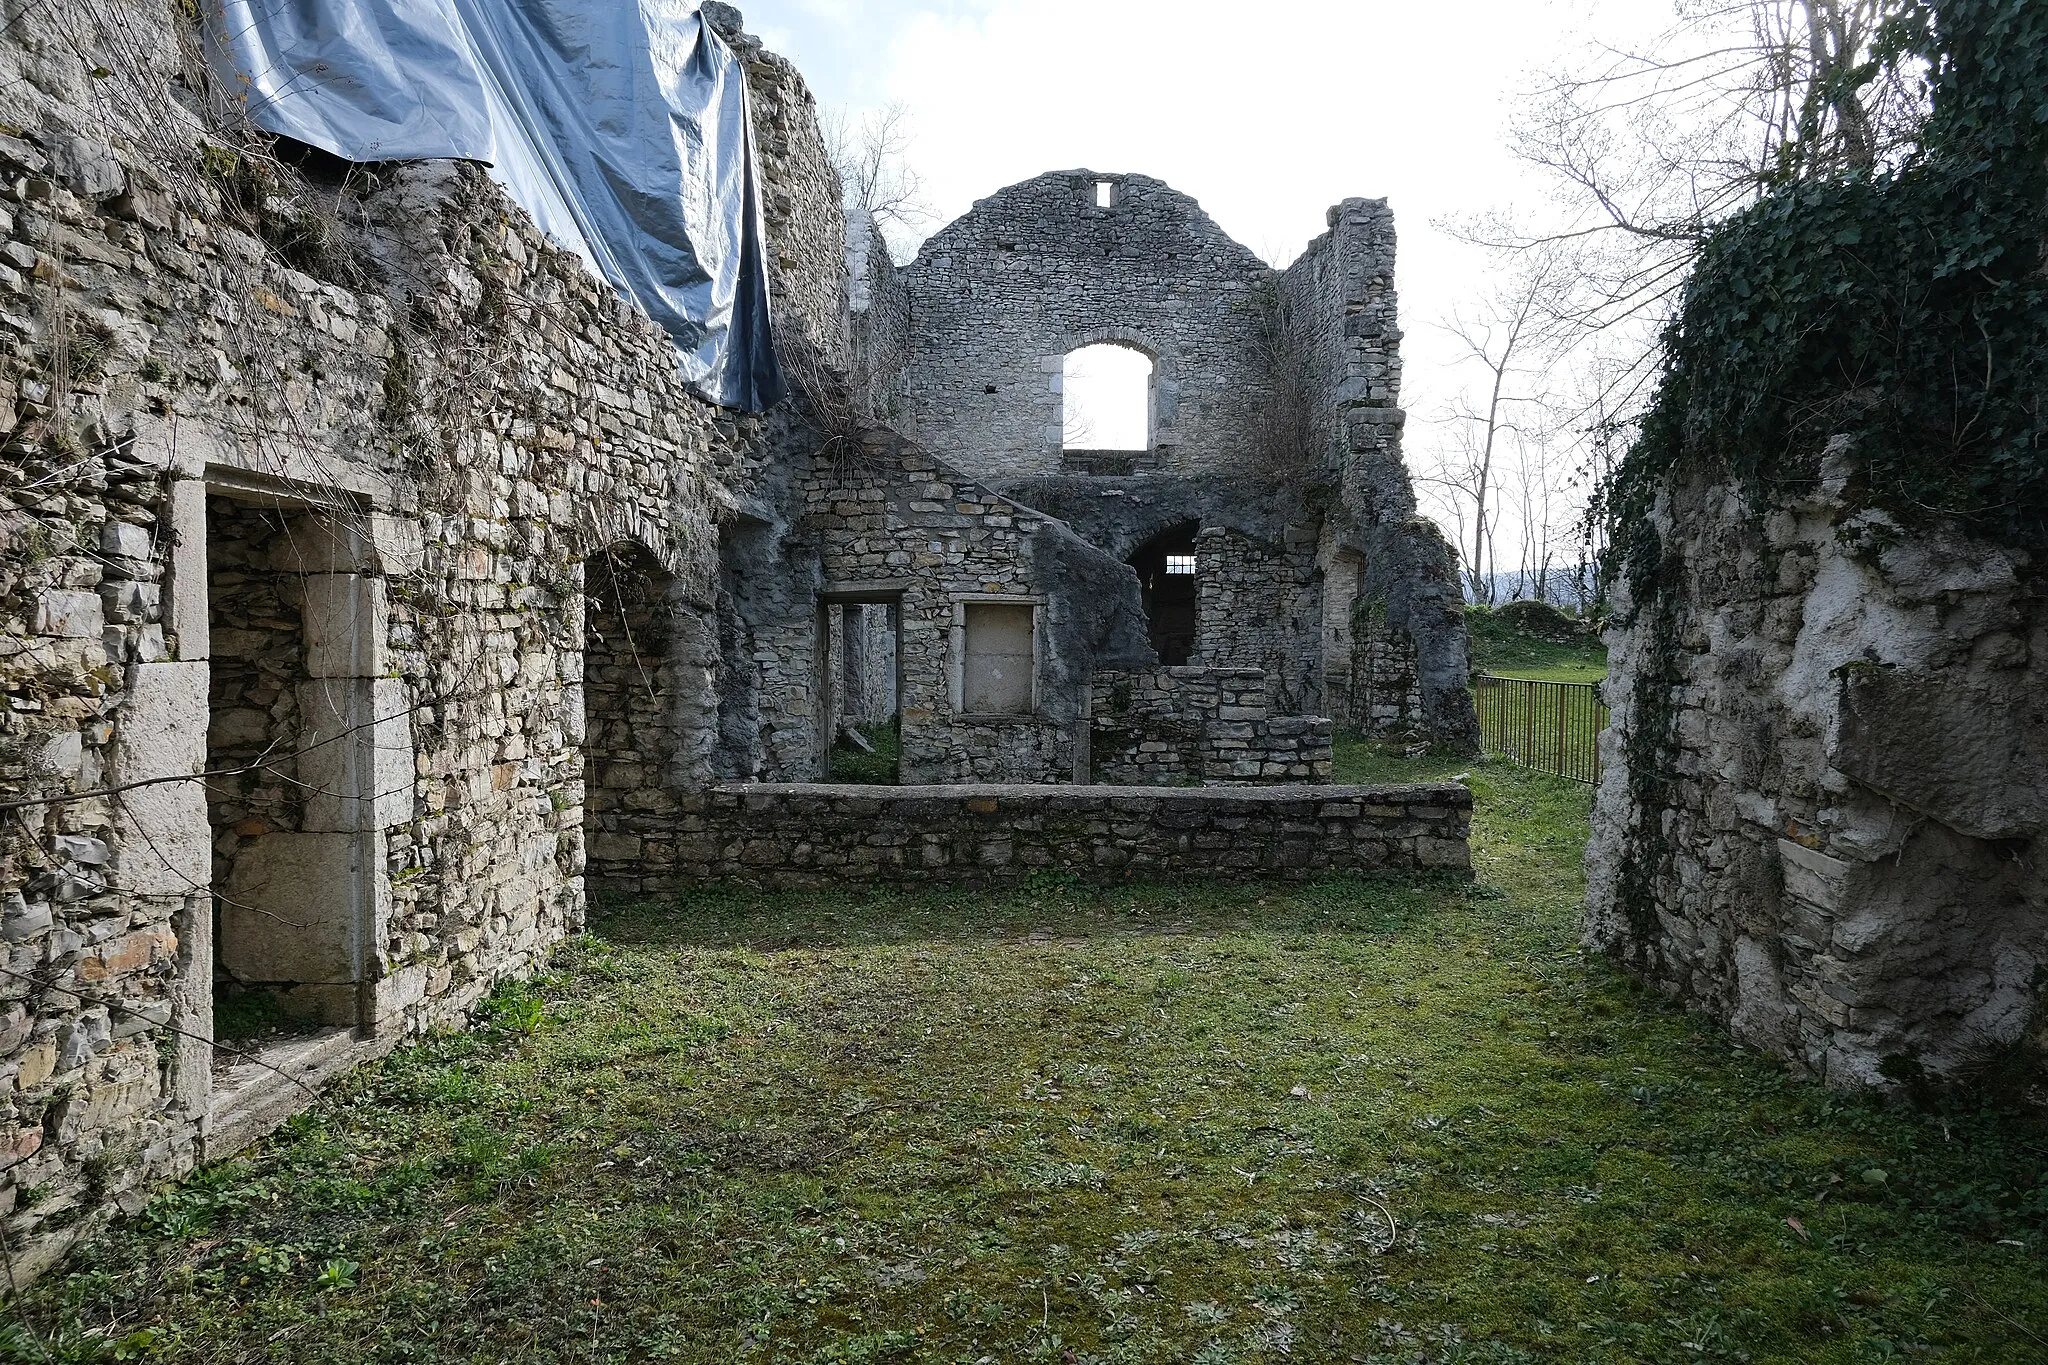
left=1494, top=599, right=1583, bottom=643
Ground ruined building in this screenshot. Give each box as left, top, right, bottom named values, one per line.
left=0, top=1, right=1473, bottom=1275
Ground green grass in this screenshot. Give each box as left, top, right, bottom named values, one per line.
left=1467, top=609, right=1609, bottom=683
left=6, top=765, right=2044, bottom=1363
left=827, top=721, right=901, bottom=785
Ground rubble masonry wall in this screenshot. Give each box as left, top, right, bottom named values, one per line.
left=0, top=0, right=844, bottom=1274
left=1089, top=668, right=1335, bottom=786
left=680, top=782, right=1472, bottom=888
left=1586, top=451, right=2047, bottom=1089
left=898, top=171, right=1279, bottom=482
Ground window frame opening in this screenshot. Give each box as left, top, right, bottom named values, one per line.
left=955, top=599, right=1039, bottom=718
left=1059, top=341, right=1156, bottom=473
left=1094, top=179, right=1117, bottom=209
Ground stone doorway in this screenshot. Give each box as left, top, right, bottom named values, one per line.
left=1129, top=524, right=1200, bottom=666
left=204, top=495, right=389, bottom=1051
left=820, top=595, right=904, bottom=784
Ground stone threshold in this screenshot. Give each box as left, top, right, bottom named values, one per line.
left=204, top=1027, right=403, bottom=1162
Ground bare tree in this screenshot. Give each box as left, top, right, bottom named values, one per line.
left=1460, top=1, right=1928, bottom=415
left=1422, top=257, right=1566, bottom=604
left=825, top=102, right=934, bottom=261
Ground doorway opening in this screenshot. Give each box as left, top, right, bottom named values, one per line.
left=823, top=597, right=904, bottom=784
left=1129, top=524, right=1200, bottom=666
left=583, top=544, right=678, bottom=895
left=206, top=496, right=372, bottom=1059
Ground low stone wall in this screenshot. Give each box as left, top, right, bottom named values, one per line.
left=1090, top=668, right=1334, bottom=785
left=666, top=782, right=1471, bottom=888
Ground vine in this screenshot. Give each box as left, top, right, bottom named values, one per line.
left=1598, top=0, right=2048, bottom=602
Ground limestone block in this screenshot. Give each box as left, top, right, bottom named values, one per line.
left=1777, top=839, right=1852, bottom=912
left=298, top=679, right=414, bottom=833
left=34, top=590, right=102, bottom=639
left=302, top=575, right=388, bottom=678
left=164, top=481, right=209, bottom=661
left=220, top=832, right=367, bottom=986
left=1835, top=669, right=2048, bottom=841
left=37, top=731, right=83, bottom=780
left=109, top=663, right=210, bottom=897
left=370, top=961, right=431, bottom=1025
left=100, top=520, right=152, bottom=562
left=266, top=516, right=369, bottom=575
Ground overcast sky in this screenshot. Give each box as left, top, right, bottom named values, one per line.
left=732, top=0, right=1677, bottom=571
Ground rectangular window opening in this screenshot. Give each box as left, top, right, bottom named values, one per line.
left=962, top=602, right=1035, bottom=716
left=1095, top=179, right=1116, bottom=209
left=1164, top=554, right=1197, bottom=576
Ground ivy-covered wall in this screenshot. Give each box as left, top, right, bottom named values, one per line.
left=1588, top=0, right=2048, bottom=1092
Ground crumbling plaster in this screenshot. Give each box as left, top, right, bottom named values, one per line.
left=1587, top=445, right=2047, bottom=1090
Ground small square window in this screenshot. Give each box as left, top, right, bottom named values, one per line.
left=1164, top=554, right=1196, bottom=576
left=1094, top=179, right=1116, bottom=209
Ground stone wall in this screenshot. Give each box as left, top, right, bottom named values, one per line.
left=780, top=428, right=1151, bottom=788
left=1348, top=597, right=1427, bottom=740
left=675, top=782, right=1471, bottom=888
left=899, top=171, right=1278, bottom=482
left=1586, top=446, right=2047, bottom=1090
left=885, top=176, right=1477, bottom=751
left=0, top=0, right=844, bottom=1275
left=1281, top=201, right=1478, bottom=753
left=1090, top=668, right=1334, bottom=786
left=847, top=208, right=911, bottom=427
left=1193, top=526, right=1322, bottom=710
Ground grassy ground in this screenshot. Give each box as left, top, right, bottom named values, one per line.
left=826, top=721, right=901, bottom=786
left=6, top=764, right=2045, bottom=1363
left=1466, top=612, right=1609, bottom=684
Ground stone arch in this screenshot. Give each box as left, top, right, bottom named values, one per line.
left=577, top=503, right=687, bottom=582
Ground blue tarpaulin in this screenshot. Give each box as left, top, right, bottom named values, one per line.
left=205, top=0, right=784, bottom=411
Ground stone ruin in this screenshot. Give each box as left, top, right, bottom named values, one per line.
left=1588, top=443, right=2047, bottom=1094
left=0, top=1, right=1477, bottom=1273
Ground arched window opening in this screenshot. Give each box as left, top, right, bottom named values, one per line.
left=1129, top=524, right=1200, bottom=666
left=1062, top=343, right=1153, bottom=458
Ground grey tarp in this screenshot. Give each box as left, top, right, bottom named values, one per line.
left=206, top=0, right=784, bottom=411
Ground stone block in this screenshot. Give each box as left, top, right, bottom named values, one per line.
left=164, top=481, right=209, bottom=661
left=34, top=590, right=102, bottom=639
left=110, top=662, right=211, bottom=897
left=1777, top=839, right=1851, bottom=911
left=299, top=679, right=414, bottom=833
left=101, top=520, right=152, bottom=561
left=267, top=516, right=369, bottom=575
left=302, top=575, right=389, bottom=678
left=220, top=833, right=368, bottom=989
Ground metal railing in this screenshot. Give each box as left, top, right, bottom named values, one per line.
left=1474, top=674, right=1609, bottom=784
